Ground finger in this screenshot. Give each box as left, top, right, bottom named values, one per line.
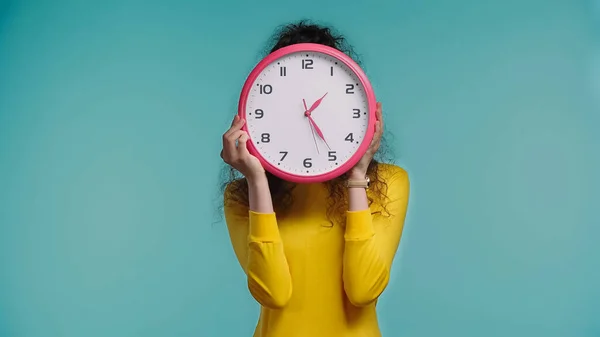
left=224, top=129, right=245, bottom=157
left=376, top=102, right=384, bottom=128
left=237, top=131, right=250, bottom=154
left=224, top=116, right=245, bottom=137
left=371, top=121, right=382, bottom=150
left=376, top=121, right=384, bottom=145
left=226, top=129, right=245, bottom=144
left=231, top=114, right=240, bottom=126
left=369, top=121, right=380, bottom=147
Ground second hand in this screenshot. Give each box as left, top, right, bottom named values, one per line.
left=303, top=99, right=320, bottom=154
left=308, top=120, right=320, bottom=154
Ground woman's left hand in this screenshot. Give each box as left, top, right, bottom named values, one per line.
left=348, top=102, right=383, bottom=179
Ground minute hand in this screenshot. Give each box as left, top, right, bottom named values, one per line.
left=307, top=115, right=330, bottom=149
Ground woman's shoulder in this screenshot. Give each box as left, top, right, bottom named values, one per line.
left=223, top=178, right=248, bottom=207
left=376, top=162, right=409, bottom=183
left=224, top=178, right=244, bottom=194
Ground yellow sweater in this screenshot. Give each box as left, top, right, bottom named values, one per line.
left=224, top=164, right=410, bottom=337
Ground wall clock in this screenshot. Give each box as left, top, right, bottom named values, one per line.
left=238, top=43, right=377, bottom=183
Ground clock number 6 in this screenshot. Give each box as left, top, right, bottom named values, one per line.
left=303, top=158, right=312, bottom=168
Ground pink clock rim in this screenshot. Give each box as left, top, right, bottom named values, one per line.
left=237, top=43, right=377, bottom=184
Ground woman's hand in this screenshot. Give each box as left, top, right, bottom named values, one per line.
left=220, top=115, right=265, bottom=182
left=348, top=102, right=383, bottom=179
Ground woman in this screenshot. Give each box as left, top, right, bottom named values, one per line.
left=221, top=21, right=410, bottom=337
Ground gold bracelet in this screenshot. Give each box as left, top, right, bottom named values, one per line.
left=345, top=176, right=370, bottom=189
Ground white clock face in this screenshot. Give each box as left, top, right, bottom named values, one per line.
left=244, top=51, right=370, bottom=178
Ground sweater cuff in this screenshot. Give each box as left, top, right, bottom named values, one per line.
left=248, top=211, right=280, bottom=242
left=345, top=210, right=375, bottom=240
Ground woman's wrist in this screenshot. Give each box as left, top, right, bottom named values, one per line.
left=246, top=171, right=274, bottom=213
left=347, top=169, right=367, bottom=181
left=246, top=170, right=267, bottom=185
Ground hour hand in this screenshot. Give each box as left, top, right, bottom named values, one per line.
left=307, top=93, right=328, bottom=113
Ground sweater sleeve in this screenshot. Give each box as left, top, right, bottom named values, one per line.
left=224, top=190, right=292, bottom=309
left=342, top=167, right=410, bottom=307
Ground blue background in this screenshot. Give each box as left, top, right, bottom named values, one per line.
left=1, top=0, right=599, bottom=336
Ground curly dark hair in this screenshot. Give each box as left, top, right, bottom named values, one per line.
left=220, top=20, right=395, bottom=222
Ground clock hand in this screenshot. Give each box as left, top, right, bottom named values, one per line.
left=303, top=98, right=330, bottom=150
left=308, top=118, right=320, bottom=154
left=307, top=92, right=328, bottom=113
left=307, top=115, right=331, bottom=150
left=303, top=99, right=320, bottom=154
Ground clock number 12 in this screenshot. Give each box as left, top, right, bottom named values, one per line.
left=302, top=59, right=313, bottom=70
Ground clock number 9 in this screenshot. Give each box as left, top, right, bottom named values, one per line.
left=254, top=109, right=264, bottom=119
left=303, top=158, right=312, bottom=168
left=259, top=84, right=273, bottom=95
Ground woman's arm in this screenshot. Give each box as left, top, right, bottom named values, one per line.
left=224, top=176, right=293, bottom=309
left=342, top=166, right=410, bottom=307
left=247, top=174, right=274, bottom=213
left=222, top=116, right=292, bottom=309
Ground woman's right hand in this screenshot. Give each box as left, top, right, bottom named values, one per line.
left=220, top=115, right=265, bottom=181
